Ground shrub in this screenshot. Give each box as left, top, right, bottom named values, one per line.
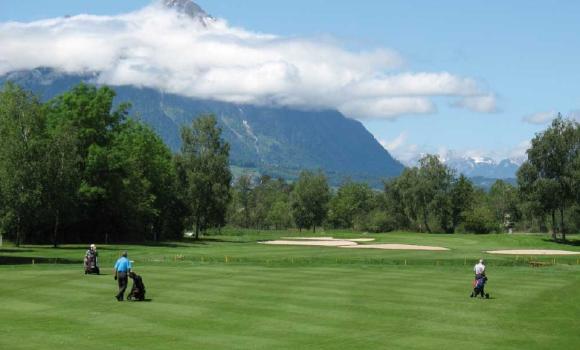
left=355, top=210, right=396, bottom=233
left=463, top=206, right=498, bottom=234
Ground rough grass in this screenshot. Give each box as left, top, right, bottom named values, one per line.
left=1, top=231, right=579, bottom=349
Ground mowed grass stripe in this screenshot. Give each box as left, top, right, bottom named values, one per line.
left=1, top=233, right=579, bottom=350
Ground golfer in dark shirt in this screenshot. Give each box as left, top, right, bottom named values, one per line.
left=113, top=251, right=132, bottom=301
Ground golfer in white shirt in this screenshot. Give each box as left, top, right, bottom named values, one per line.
left=474, top=259, right=486, bottom=278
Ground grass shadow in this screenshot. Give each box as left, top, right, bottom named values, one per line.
left=53, top=246, right=117, bottom=251
left=0, top=248, right=34, bottom=253
left=138, top=242, right=194, bottom=248
left=0, top=256, right=82, bottom=265
left=541, top=238, right=580, bottom=247
left=197, top=237, right=251, bottom=244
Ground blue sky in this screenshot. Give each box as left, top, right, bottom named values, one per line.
left=1, top=0, right=579, bottom=162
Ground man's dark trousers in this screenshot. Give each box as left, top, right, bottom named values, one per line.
left=116, top=272, right=128, bottom=301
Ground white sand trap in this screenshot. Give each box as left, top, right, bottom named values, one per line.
left=487, top=249, right=580, bottom=255
left=282, top=237, right=375, bottom=242
left=282, top=236, right=334, bottom=240
left=341, top=244, right=449, bottom=251
left=260, top=240, right=358, bottom=247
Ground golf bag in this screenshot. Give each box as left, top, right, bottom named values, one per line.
left=127, top=272, right=146, bottom=301
left=471, top=275, right=489, bottom=298
left=84, top=251, right=100, bottom=275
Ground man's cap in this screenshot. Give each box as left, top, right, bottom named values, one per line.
left=122, top=251, right=128, bottom=257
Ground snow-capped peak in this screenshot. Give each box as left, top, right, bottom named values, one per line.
left=162, top=0, right=214, bottom=25
left=402, top=152, right=521, bottom=179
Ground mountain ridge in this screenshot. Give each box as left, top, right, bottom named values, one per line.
left=403, top=152, right=521, bottom=179
left=1, top=68, right=405, bottom=186
left=162, top=0, right=214, bottom=25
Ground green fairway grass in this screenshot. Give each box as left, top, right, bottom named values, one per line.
left=1, top=231, right=579, bottom=349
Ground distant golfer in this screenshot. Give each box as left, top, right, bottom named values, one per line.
left=84, top=244, right=100, bottom=274
left=113, top=251, right=132, bottom=301
left=471, top=259, right=489, bottom=298
left=474, top=259, right=486, bottom=279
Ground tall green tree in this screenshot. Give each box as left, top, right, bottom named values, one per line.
left=449, top=174, right=475, bottom=233
left=266, top=199, right=292, bottom=230
left=230, top=174, right=254, bottom=228
left=417, top=155, right=454, bottom=233
left=290, top=170, right=330, bottom=232
left=42, top=123, right=80, bottom=247
left=0, top=83, right=46, bottom=246
left=46, top=83, right=130, bottom=242
left=386, top=168, right=420, bottom=230
left=327, top=180, right=373, bottom=229
left=517, top=115, right=579, bottom=240
left=488, top=180, right=520, bottom=232
left=383, top=179, right=411, bottom=230
left=109, top=120, right=182, bottom=241
left=176, top=115, right=232, bottom=239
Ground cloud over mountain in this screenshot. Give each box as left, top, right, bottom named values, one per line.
left=452, top=94, right=498, bottom=113
left=0, top=1, right=497, bottom=120
left=522, top=110, right=558, bottom=125
left=522, top=110, right=580, bottom=125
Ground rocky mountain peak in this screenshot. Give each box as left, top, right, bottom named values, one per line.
left=162, top=0, right=208, bottom=19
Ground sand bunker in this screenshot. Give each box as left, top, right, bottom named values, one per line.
left=283, top=236, right=334, bottom=240
left=282, top=237, right=375, bottom=242
left=487, top=249, right=580, bottom=255
left=262, top=237, right=448, bottom=250
left=261, top=240, right=358, bottom=247
left=341, top=244, right=449, bottom=251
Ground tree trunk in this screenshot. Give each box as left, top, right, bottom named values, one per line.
left=15, top=215, right=21, bottom=247
left=539, top=214, right=547, bottom=233
left=423, top=209, right=431, bottom=233
left=313, top=225, right=316, bottom=233
left=52, top=209, right=60, bottom=248
left=551, top=210, right=556, bottom=240
left=195, top=217, right=200, bottom=240
left=560, top=208, right=566, bottom=241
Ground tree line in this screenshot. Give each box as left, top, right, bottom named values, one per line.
left=228, top=117, right=580, bottom=238
left=1, top=83, right=578, bottom=245
left=0, top=83, right=230, bottom=245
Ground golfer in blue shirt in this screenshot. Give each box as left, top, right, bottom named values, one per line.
left=113, top=251, right=132, bottom=301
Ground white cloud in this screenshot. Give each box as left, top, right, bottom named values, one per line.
left=380, top=132, right=408, bottom=152
left=378, top=132, right=421, bottom=164
left=0, top=2, right=497, bottom=120
left=390, top=143, right=420, bottom=165
left=340, top=97, right=435, bottom=119
left=507, top=140, right=530, bottom=163
left=567, top=110, right=580, bottom=122
left=452, top=94, right=498, bottom=113
left=522, top=110, right=557, bottom=125
left=349, top=72, right=482, bottom=97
